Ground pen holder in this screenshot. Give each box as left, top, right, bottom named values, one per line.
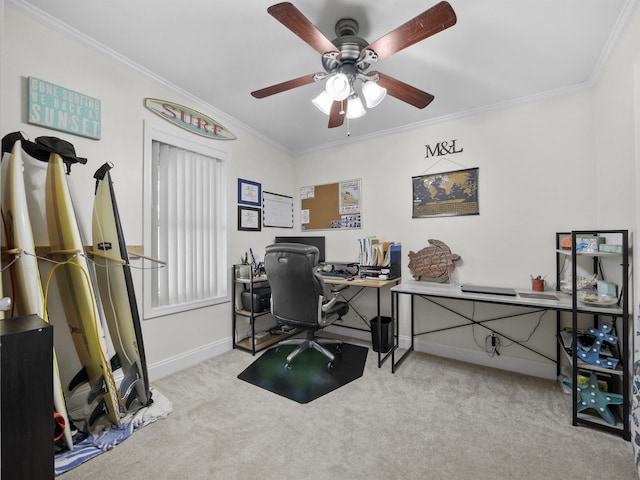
left=236, top=264, right=251, bottom=279
left=531, top=278, right=545, bottom=292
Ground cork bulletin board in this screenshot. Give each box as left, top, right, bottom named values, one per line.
left=300, top=179, right=361, bottom=231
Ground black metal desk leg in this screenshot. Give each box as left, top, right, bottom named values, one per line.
left=391, top=291, right=396, bottom=367
left=376, top=287, right=382, bottom=367
left=392, top=291, right=414, bottom=373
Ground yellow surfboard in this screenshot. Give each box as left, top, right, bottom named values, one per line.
left=45, top=152, right=120, bottom=426
left=3, top=140, right=75, bottom=448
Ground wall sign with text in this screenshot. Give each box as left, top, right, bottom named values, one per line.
left=425, top=139, right=463, bottom=158
left=144, top=98, right=236, bottom=141
left=28, top=76, right=101, bottom=140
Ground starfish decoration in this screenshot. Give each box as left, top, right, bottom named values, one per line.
left=575, top=372, right=623, bottom=425
left=577, top=323, right=618, bottom=369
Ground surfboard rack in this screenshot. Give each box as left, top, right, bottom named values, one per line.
left=126, top=251, right=167, bottom=266
left=87, top=249, right=126, bottom=265
left=48, top=248, right=82, bottom=256
left=11, top=245, right=167, bottom=266
left=87, top=247, right=166, bottom=266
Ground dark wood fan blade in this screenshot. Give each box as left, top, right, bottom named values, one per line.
left=328, top=100, right=345, bottom=128
left=268, top=2, right=338, bottom=55
left=251, top=73, right=319, bottom=98
left=374, top=72, right=435, bottom=109
left=365, top=1, right=456, bottom=59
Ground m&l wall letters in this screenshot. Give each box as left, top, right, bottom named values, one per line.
left=425, top=139, right=463, bottom=158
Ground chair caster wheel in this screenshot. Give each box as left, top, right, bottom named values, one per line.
left=335, top=345, right=341, bottom=354
left=327, top=362, right=334, bottom=372
left=284, top=363, right=292, bottom=372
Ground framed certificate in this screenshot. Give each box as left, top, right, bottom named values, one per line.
left=238, top=178, right=261, bottom=206
left=238, top=205, right=261, bottom=231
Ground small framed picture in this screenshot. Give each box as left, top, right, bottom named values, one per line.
left=238, top=178, right=261, bottom=206
left=238, top=205, right=261, bottom=231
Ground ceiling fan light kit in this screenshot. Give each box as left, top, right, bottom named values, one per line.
left=346, top=95, right=366, bottom=119
left=361, top=80, right=387, bottom=109
left=325, top=72, right=351, bottom=101
left=251, top=1, right=457, bottom=129
left=311, top=91, right=333, bottom=115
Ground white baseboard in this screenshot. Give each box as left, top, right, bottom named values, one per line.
left=413, top=337, right=556, bottom=380
left=65, top=338, right=232, bottom=414
left=325, top=324, right=372, bottom=342
left=147, top=337, right=231, bottom=382
left=327, top=325, right=556, bottom=380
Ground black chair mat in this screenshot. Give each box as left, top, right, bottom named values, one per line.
left=237, top=342, right=368, bottom=404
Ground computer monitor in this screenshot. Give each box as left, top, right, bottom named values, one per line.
left=274, top=236, right=326, bottom=263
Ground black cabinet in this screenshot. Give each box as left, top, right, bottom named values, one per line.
left=1, top=315, right=54, bottom=479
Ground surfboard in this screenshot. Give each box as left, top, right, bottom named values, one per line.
left=2, top=139, right=74, bottom=450
left=0, top=140, right=3, bottom=322
left=45, top=152, right=121, bottom=426
left=92, top=162, right=150, bottom=408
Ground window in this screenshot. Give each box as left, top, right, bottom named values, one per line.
left=143, top=121, right=228, bottom=318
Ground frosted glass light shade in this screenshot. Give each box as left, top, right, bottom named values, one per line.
left=362, top=80, right=387, bottom=108
left=312, top=91, right=333, bottom=115
left=325, top=73, right=351, bottom=101
left=346, top=95, right=366, bottom=119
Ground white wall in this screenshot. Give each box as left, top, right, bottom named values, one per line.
left=293, top=6, right=640, bottom=378
left=295, top=90, right=597, bottom=280
left=592, top=2, right=640, bottom=312
left=0, top=4, right=295, bottom=391
left=294, top=90, right=600, bottom=377
left=1, top=0, right=638, bottom=386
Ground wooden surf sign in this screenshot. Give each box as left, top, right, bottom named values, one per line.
left=144, top=98, right=236, bottom=140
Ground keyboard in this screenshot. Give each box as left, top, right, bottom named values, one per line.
left=460, top=284, right=517, bottom=296
left=318, top=271, right=354, bottom=281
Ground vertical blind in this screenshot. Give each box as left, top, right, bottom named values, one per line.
left=150, top=140, right=225, bottom=311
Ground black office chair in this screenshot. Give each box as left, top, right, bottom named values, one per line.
left=264, top=243, right=349, bottom=371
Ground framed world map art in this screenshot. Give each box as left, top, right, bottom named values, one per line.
left=412, top=167, right=479, bottom=218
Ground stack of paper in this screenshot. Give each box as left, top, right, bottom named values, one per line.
left=358, top=237, right=399, bottom=267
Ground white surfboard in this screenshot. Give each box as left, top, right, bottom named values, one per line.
left=92, top=162, right=150, bottom=408
left=2, top=139, right=74, bottom=449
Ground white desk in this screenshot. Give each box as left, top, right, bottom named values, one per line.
left=390, top=280, right=624, bottom=372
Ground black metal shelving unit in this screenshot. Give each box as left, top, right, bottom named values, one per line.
left=555, top=230, right=630, bottom=440
left=231, top=265, right=298, bottom=355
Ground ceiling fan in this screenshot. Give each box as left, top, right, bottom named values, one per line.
left=251, top=1, right=457, bottom=128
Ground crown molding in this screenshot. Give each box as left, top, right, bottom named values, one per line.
left=7, top=0, right=294, bottom=155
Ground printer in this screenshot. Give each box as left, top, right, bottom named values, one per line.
left=241, top=286, right=271, bottom=313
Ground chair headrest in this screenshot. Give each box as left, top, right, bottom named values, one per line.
left=265, top=243, right=319, bottom=265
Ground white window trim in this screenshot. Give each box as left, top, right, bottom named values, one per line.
left=143, top=120, right=229, bottom=319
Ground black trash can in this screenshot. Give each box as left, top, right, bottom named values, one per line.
left=370, top=316, right=393, bottom=353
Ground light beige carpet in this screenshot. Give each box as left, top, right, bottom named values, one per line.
left=59, top=340, right=637, bottom=479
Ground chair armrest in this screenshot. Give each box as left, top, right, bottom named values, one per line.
left=321, top=296, right=338, bottom=312
left=330, top=284, right=349, bottom=294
